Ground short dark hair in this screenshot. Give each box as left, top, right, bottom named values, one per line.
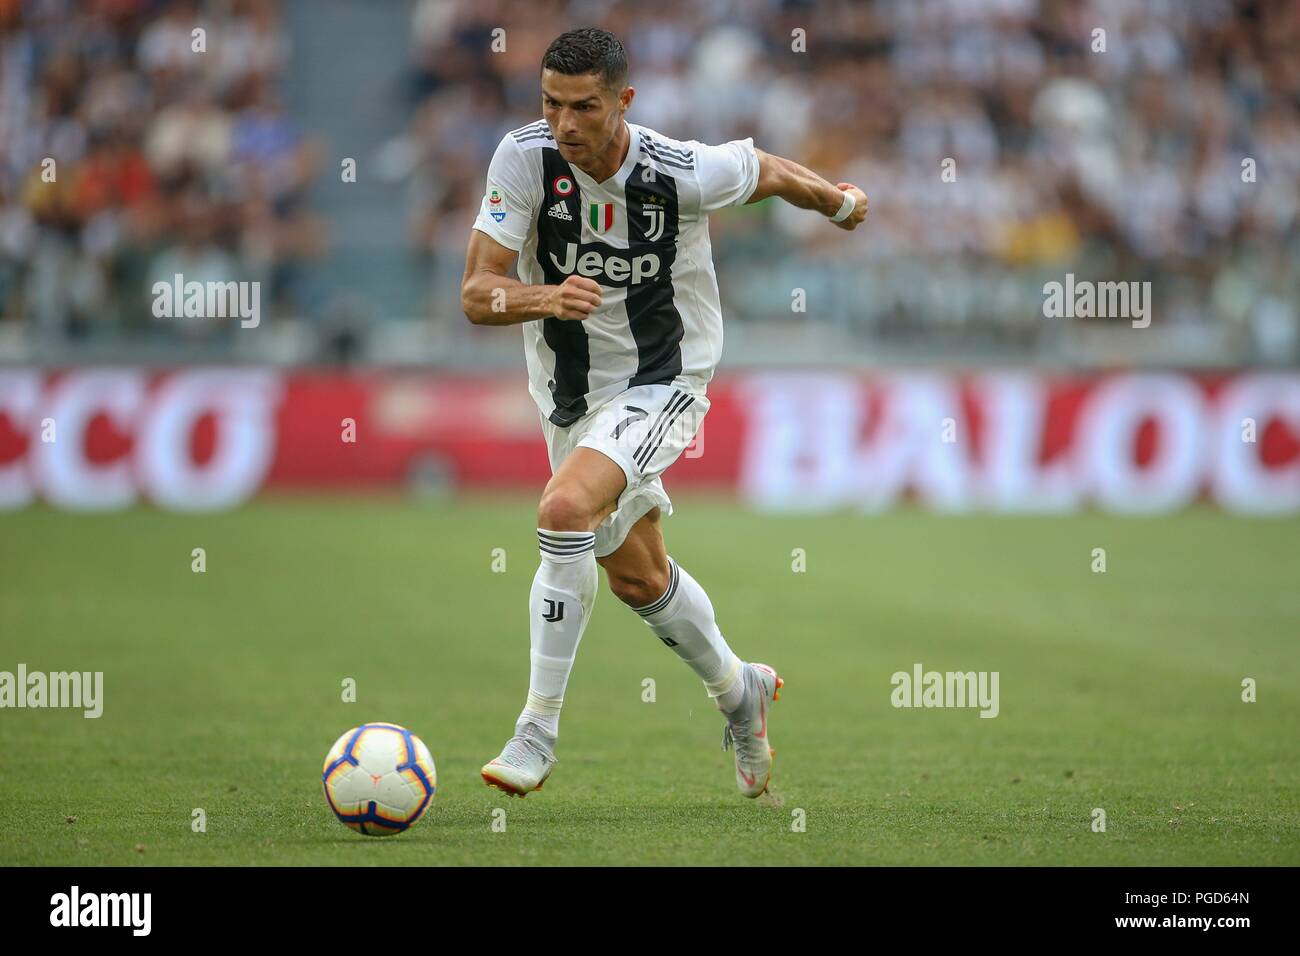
left=541, top=28, right=628, bottom=92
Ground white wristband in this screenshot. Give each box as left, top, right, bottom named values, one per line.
left=829, top=190, right=856, bottom=222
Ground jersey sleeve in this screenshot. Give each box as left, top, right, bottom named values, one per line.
left=691, top=137, right=761, bottom=213
left=472, top=134, right=539, bottom=252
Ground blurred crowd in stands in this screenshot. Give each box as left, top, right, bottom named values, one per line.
left=1, top=0, right=1297, bottom=365
left=394, top=0, right=1299, bottom=363
left=0, top=0, right=323, bottom=353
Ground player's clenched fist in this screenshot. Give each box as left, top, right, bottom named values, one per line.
left=831, top=183, right=868, bottom=231
left=547, top=275, right=603, bottom=320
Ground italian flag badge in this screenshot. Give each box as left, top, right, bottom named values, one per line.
left=588, top=202, right=614, bottom=234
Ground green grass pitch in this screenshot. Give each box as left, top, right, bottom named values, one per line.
left=1, top=495, right=1296, bottom=865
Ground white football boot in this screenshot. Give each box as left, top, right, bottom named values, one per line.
left=719, top=662, right=784, bottom=798
left=480, top=720, right=558, bottom=797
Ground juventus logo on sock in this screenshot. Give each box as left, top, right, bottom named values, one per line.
left=542, top=599, right=566, bottom=622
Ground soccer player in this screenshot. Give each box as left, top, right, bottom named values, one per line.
left=461, top=27, right=867, bottom=799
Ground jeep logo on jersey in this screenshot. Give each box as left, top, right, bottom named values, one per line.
left=549, top=242, right=662, bottom=287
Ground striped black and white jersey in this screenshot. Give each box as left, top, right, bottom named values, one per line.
left=471, top=120, right=760, bottom=427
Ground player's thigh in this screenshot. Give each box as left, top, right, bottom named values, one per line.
left=596, top=507, right=670, bottom=604
left=539, top=445, right=628, bottom=530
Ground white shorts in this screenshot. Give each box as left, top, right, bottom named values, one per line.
left=541, top=383, right=710, bottom=558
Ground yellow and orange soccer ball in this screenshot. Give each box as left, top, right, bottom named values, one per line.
left=322, top=723, right=437, bottom=836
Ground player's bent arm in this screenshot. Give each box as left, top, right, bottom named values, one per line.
left=461, top=229, right=552, bottom=327
left=461, top=229, right=602, bottom=326
left=745, top=148, right=868, bottom=229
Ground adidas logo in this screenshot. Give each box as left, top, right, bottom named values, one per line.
left=547, top=201, right=573, bottom=221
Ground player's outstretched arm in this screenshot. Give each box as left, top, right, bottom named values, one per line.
left=461, top=230, right=603, bottom=326
left=745, top=149, right=868, bottom=231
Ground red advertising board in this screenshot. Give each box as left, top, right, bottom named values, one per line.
left=0, top=369, right=1296, bottom=513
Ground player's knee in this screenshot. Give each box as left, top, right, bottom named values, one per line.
left=537, top=486, right=594, bottom=532
left=608, top=568, right=670, bottom=609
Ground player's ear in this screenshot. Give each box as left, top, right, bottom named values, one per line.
left=619, top=85, right=634, bottom=113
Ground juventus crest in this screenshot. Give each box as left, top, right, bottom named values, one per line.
left=642, top=207, right=665, bottom=241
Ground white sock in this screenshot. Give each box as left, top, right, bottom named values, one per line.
left=519, top=528, right=598, bottom=740
left=634, top=556, right=745, bottom=712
